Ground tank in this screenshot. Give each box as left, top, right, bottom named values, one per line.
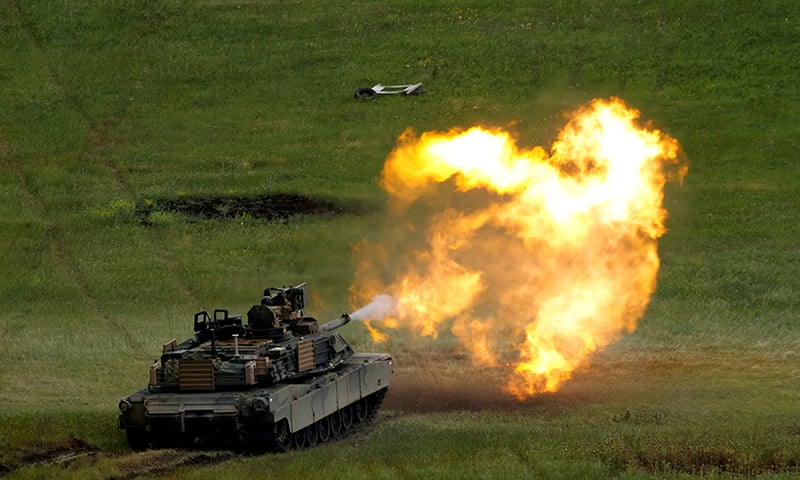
left=117, top=283, right=392, bottom=451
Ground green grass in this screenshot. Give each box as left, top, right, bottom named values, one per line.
left=1, top=0, right=799, bottom=478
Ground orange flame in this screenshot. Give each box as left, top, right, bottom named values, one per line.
left=351, top=98, right=685, bottom=399
left=362, top=320, right=389, bottom=343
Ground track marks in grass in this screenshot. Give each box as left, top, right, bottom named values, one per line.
left=45, top=223, right=143, bottom=354
left=110, top=449, right=234, bottom=480
left=87, top=114, right=130, bottom=195
left=10, top=0, right=205, bottom=312
left=11, top=0, right=68, bottom=101
left=1, top=137, right=136, bottom=352
left=16, top=0, right=127, bottom=195
left=5, top=4, right=143, bottom=354
left=0, top=138, right=39, bottom=212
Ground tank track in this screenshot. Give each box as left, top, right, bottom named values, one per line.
left=252, top=387, right=388, bottom=452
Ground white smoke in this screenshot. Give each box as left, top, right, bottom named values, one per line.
left=349, top=293, right=399, bottom=321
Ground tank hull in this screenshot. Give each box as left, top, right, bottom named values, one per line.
left=119, top=353, right=392, bottom=450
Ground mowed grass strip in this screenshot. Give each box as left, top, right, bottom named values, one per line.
left=0, top=1, right=798, bottom=478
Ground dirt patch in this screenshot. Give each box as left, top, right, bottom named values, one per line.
left=136, top=193, right=355, bottom=224
left=0, top=439, right=234, bottom=479
left=0, top=437, right=100, bottom=476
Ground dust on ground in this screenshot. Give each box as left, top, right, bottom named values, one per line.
left=384, top=369, right=528, bottom=413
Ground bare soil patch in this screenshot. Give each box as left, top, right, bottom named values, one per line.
left=136, top=193, right=356, bottom=224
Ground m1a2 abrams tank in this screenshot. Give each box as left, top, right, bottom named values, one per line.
left=118, top=284, right=392, bottom=451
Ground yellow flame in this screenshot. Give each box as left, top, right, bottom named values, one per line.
left=352, top=98, right=685, bottom=399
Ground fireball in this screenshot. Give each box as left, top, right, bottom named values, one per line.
left=350, top=98, right=685, bottom=399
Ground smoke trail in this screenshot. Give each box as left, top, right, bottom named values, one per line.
left=349, top=294, right=398, bottom=321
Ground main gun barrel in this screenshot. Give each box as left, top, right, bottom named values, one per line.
left=320, top=313, right=351, bottom=332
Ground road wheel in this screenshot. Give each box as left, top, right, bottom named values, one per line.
left=292, top=430, right=306, bottom=449
left=305, top=424, right=319, bottom=447
left=273, top=420, right=292, bottom=452
left=341, top=405, right=353, bottom=430
left=329, top=410, right=343, bottom=437
left=318, top=416, right=331, bottom=443
left=354, top=398, right=369, bottom=423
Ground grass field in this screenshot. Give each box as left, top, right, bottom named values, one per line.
left=1, top=0, right=799, bottom=478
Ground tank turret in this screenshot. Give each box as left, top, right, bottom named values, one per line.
left=118, top=284, right=392, bottom=451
